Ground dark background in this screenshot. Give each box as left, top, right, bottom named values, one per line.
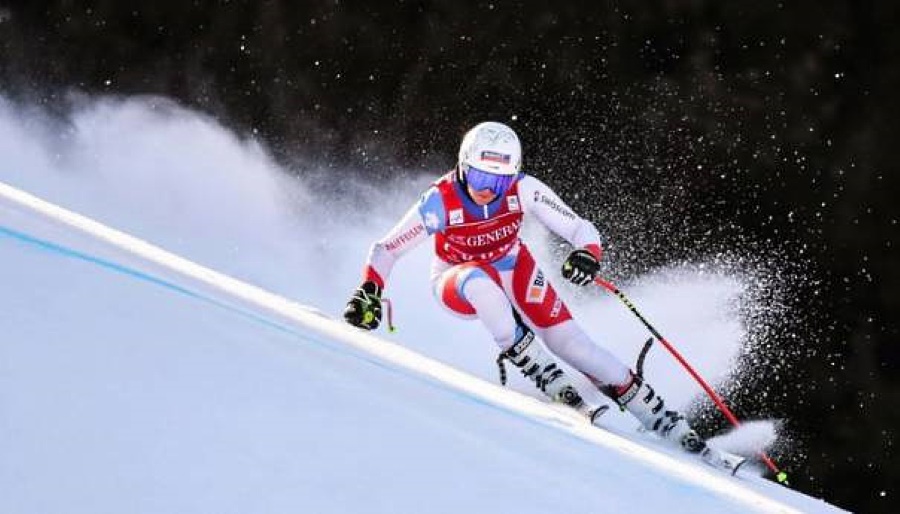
left=2, top=1, right=898, bottom=512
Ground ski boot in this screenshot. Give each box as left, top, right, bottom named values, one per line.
left=604, top=372, right=705, bottom=453
left=498, top=324, right=607, bottom=424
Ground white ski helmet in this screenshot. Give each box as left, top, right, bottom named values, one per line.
left=458, top=121, right=522, bottom=176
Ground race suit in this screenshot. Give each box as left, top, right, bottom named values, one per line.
left=360, top=170, right=630, bottom=387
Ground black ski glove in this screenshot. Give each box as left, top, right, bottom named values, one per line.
left=343, top=281, right=383, bottom=330
left=561, top=248, right=601, bottom=286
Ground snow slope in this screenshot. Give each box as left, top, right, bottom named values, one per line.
left=0, top=96, right=846, bottom=513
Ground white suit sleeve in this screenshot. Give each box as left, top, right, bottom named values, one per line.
left=517, top=175, right=604, bottom=256
left=362, top=187, right=441, bottom=288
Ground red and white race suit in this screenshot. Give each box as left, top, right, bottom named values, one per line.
left=360, top=170, right=630, bottom=387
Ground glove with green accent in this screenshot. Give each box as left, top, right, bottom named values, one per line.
left=561, top=248, right=601, bottom=286
left=343, top=281, right=383, bottom=330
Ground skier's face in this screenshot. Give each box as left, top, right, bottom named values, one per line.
left=467, top=185, right=499, bottom=205
left=461, top=163, right=515, bottom=205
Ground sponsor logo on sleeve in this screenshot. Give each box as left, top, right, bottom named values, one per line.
left=538, top=194, right=577, bottom=220
left=384, top=224, right=425, bottom=251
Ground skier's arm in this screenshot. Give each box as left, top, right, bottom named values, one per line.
left=518, top=175, right=604, bottom=286
left=362, top=186, right=442, bottom=289
left=517, top=175, right=603, bottom=259
left=346, top=187, right=442, bottom=330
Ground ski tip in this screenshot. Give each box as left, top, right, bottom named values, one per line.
left=775, top=470, right=790, bottom=486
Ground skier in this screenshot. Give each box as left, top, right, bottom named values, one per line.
left=343, top=121, right=704, bottom=454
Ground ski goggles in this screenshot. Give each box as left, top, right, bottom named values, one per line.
left=462, top=164, right=517, bottom=197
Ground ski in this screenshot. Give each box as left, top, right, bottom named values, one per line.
left=577, top=405, right=749, bottom=477
left=698, top=445, right=748, bottom=475
left=549, top=394, right=749, bottom=477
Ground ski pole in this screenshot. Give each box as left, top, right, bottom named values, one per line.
left=382, top=298, right=397, bottom=332
left=594, top=277, right=789, bottom=485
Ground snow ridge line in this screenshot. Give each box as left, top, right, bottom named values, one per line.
left=0, top=180, right=801, bottom=513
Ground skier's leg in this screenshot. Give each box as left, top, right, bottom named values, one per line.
left=508, top=245, right=703, bottom=451
left=542, top=322, right=704, bottom=450
left=542, top=323, right=703, bottom=450
left=432, top=259, right=541, bottom=350
left=538, top=320, right=631, bottom=386
left=457, top=270, right=519, bottom=349
left=504, top=244, right=628, bottom=382
left=432, top=262, right=587, bottom=407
